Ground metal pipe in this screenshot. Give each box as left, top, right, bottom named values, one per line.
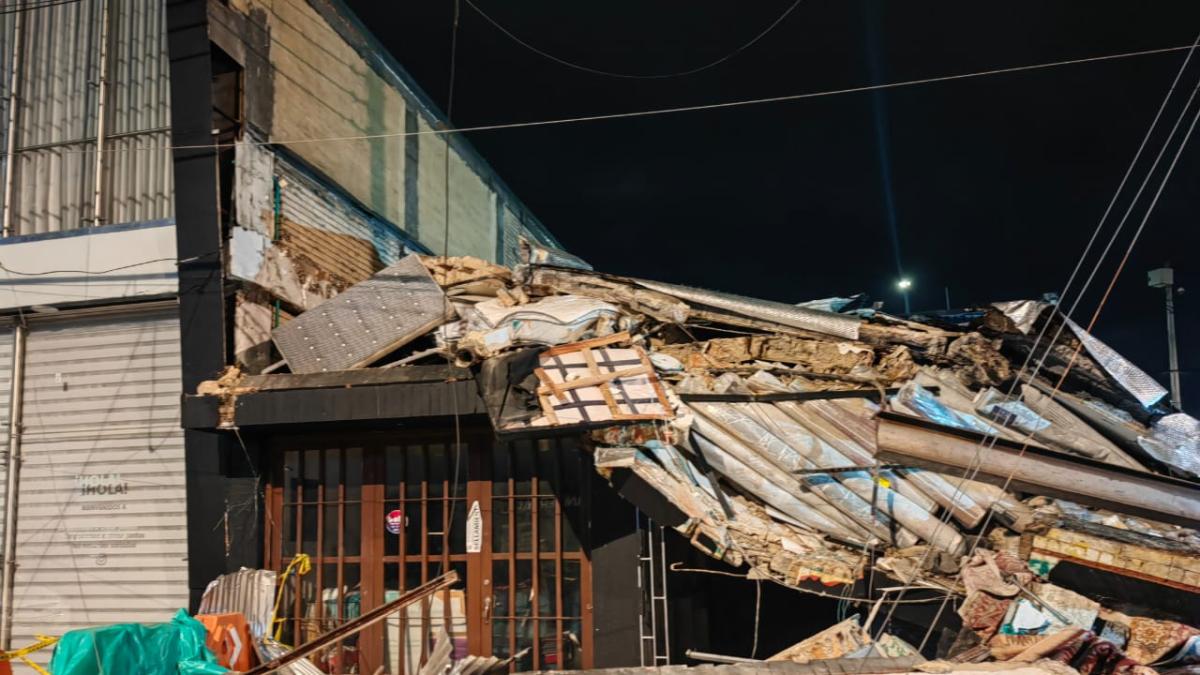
left=1, top=10, right=24, bottom=238
left=684, top=650, right=761, bottom=664
left=0, top=322, right=28, bottom=650
left=90, top=0, right=111, bottom=227
left=1164, top=285, right=1182, bottom=409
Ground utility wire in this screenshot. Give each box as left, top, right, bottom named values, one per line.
left=437, top=0, right=465, bottom=583
left=464, top=0, right=805, bottom=79
left=2, top=43, right=1194, bottom=159
left=0, top=257, right=177, bottom=276
left=909, top=95, right=1200, bottom=649
left=869, top=27, right=1200, bottom=647
left=0, top=0, right=84, bottom=16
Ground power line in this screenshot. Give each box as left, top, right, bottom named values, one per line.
left=2, top=43, right=1194, bottom=159
left=0, top=249, right=219, bottom=277
left=0, top=257, right=176, bottom=276
left=464, top=0, right=805, bottom=79
left=0, top=0, right=85, bottom=16
left=870, top=27, right=1200, bottom=645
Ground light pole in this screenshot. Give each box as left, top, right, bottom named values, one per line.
left=1148, top=266, right=1183, bottom=409
left=897, top=278, right=912, bottom=315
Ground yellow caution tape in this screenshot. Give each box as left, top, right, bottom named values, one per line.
left=0, top=634, right=59, bottom=675
left=271, top=553, right=312, bottom=641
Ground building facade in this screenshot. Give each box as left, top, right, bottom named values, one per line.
left=0, top=1, right=583, bottom=671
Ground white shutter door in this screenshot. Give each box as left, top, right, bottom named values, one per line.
left=9, top=310, right=187, bottom=669
left=0, top=325, right=12, bottom=565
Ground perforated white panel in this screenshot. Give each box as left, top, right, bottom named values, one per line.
left=272, top=255, right=452, bottom=373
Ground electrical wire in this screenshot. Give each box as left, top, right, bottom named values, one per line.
left=0, top=0, right=84, bottom=16
left=867, top=27, right=1200, bottom=648
left=906, top=94, right=1200, bottom=645
left=667, top=564, right=951, bottom=604
left=464, top=0, right=805, bottom=79
left=438, top=0, right=466, bottom=583
left=0, top=257, right=178, bottom=276
left=2, top=43, right=1194, bottom=159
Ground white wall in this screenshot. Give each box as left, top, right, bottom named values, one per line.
left=0, top=222, right=177, bottom=310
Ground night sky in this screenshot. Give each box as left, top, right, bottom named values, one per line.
left=347, top=0, right=1199, bottom=414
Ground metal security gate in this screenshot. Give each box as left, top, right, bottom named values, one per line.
left=8, top=308, right=188, bottom=671
left=267, top=432, right=594, bottom=674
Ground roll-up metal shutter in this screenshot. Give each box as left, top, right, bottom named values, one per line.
left=0, top=324, right=12, bottom=565
left=9, top=309, right=186, bottom=667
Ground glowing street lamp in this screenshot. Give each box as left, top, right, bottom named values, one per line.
left=896, top=278, right=912, bottom=315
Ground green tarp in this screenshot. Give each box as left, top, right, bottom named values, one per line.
left=48, top=609, right=228, bottom=675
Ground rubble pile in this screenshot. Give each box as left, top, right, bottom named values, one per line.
left=195, top=249, right=1200, bottom=674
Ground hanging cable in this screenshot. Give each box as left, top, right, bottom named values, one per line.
left=0, top=0, right=84, bottom=16
left=464, top=0, right=804, bottom=79
left=438, top=0, right=466, bottom=582
left=2, top=43, right=1194, bottom=160
left=869, top=26, right=1200, bottom=646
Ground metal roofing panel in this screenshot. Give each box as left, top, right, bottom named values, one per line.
left=633, top=278, right=861, bottom=340
left=1063, top=317, right=1168, bottom=409
left=272, top=254, right=454, bottom=373
left=7, top=0, right=173, bottom=235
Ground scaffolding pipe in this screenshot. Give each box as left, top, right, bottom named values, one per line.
left=1, top=10, right=24, bottom=238
left=0, top=322, right=28, bottom=650
left=91, top=0, right=111, bottom=227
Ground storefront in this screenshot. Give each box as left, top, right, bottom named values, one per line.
left=265, top=430, right=594, bottom=673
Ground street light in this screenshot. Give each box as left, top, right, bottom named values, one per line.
left=897, top=278, right=912, bottom=315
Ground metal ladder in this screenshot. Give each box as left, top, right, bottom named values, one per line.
left=636, top=511, right=671, bottom=666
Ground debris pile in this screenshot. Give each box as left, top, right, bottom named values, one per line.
left=193, top=249, right=1200, bottom=673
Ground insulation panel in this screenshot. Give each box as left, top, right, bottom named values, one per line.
left=272, top=255, right=452, bottom=373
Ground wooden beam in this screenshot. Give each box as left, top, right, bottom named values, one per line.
left=241, top=572, right=459, bottom=675
left=875, top=413, right=1200, bottom=528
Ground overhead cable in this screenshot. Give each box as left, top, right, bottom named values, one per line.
left=1, top=43, right=1194, bottom=159
left=464, top=0, right=805, bottom=79
left=868, top=26, right=1200, bottom=643
left=0, top=0, right=84, bottom=16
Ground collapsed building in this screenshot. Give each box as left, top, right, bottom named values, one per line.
left=185, top=250, right=1200, bottom=675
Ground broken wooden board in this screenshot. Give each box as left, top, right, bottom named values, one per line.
left=533, top=332, right=673, bottom=426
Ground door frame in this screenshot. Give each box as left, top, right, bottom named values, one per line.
left=263, top=428, right=595, bottom=673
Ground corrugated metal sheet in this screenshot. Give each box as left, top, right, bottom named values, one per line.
left=8, top=0, right=173, bottom=236
left=278, top=153, right=414, bottom=286
left=0, top=325, right=12, bottom=564
left=197, top=567, right=277, bottom=638
left=9, top=310, right=187, bottom=669
left=635, top=278, right=862, bottom=340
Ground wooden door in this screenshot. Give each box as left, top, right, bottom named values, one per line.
left=267, top=432, right=594, bottom=674
left=481, top=437, right=592, bottom=671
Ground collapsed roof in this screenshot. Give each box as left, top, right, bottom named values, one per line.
left=235, top=249, right=1200, bottom=670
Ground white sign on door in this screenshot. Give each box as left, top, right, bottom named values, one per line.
left=466, top=500, right=483, bottom=553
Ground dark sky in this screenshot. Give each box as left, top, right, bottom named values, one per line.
left=346, top=0, right=1199, bottom=414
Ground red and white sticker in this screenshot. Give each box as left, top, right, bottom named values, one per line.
left=385, top=509, right=404, bottom=534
